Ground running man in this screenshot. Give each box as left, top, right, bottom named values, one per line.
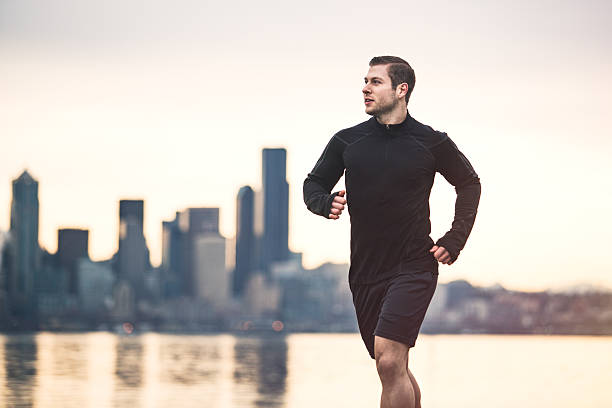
left=303, top=56, right=481, bottom=408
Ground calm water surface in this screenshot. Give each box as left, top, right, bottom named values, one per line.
left=0, top=332, right=610, bottom=407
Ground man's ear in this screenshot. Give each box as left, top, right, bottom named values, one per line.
left=396, top=83, right=409, bottom=99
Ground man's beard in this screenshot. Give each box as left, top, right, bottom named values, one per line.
left=366, top=98, right=398, bottom=117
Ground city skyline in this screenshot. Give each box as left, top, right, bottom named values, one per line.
left=2, top=167, right=611, bottom=334
left=2, top=0, right=611, bottom=292
left=1, top=160, right=362, bottom=332
left=2, top=164, right=610, bottom=294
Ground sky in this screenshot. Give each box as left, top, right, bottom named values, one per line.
left=1, top=0, right=611, bottom=292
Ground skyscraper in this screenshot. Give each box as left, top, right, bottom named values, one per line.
left=163, top=207, right=224, bottom=298
left=261, top=148, right=289, bottom=272
left=162, top=214, right=180, bottom=270
left=175, top=207, right=219, bottom=297
left=233, top=186, right=255, bottom=297
left=193, top=234, right=227, bottom=307
left=182, top=207, right=220, bottom=235
left=178, top=207, right=228, bottom=304
left=9, top=170, right=40, bottom=323
left=253, top=189, right=264, bottom=270
left=162, top=213, right=185, bottom=297
left=117, top=199, right=151, bottom=300
left=57, top=228, right=89, bottom=295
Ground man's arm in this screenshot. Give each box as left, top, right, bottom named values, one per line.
left=430, top=133, right=481, bottom=263
left=303, top=134, right=346, bottom=219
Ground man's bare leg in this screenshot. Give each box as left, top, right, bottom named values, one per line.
left=406, top=362, right=421, bottom=408
left=374, top=335, right=415, bottom=408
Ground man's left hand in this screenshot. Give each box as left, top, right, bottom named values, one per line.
left=430, top=245, right=454, bottom=265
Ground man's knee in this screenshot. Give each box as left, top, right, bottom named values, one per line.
left=374, top=336, right=409, bottom=383
left=376, top=355, right=406, bottom=383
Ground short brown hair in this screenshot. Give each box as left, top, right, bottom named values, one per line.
left=369, top=56, right=416, bottom=102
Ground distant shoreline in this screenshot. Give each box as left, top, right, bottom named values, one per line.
left=2, top=329, right=612, bottom=338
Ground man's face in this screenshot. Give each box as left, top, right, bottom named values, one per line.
left=362, top=64, right=399, bottom=116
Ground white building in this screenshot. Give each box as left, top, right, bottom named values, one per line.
left=193, top=234, right=228, bottom=308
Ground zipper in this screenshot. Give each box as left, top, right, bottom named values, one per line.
left=384, top=125, right=390, bottom=160
left=384, top=134, right=389, bottom=161
left=381, top=126, right=390, bottom=204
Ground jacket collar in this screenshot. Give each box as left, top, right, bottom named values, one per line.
left=369, top=110, right=416, bottom=132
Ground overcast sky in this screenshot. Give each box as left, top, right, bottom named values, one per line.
left=1, top=0, right=611, bottom=291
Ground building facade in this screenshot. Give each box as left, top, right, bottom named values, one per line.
left=234, top=185, right=255, bottom=298
left=8, top=170, right=40, bottom=325
left=117, top=199, right=151, bottom=300
left=261, top=148, right=289, bottom=273
left=57, top=228, right=89, bottom=295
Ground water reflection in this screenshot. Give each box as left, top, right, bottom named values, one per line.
left=114, top=336, right=143, bottom=407
left=160, top=335, right=220, bottom=385
left=0, top=332, right=287, bottom=407
left=3, top=334, right=36, bottom=406
left=115, top=336, right=144, bottom=388
left=233, top=334, right=287, bottom=408
left=154, top=334, right=234, bottom=406
left=35, top=333, right=89, bottom=408
left=0, top=333, right=611, bottom=407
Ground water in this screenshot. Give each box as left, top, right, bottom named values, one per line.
left=0, top=332, right=611, bottom=407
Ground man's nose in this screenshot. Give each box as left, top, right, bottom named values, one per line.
left=362, top=84, right=370, bottom=94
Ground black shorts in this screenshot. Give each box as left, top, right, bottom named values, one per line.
left=350, top=257, right=438, bottom=359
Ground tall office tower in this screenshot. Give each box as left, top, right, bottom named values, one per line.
left=57, top=228, right=89, bottom=295
left=253, top=189, right=264, bottom=271
left=162, top=215, right=178, bottom=270
left=117, top=199, right=151, bottom=300
left=9, top=170, right=40, bottom=323
left=161, top=213, right=187, bottom=297
left=161, top=215, right=185, bottom=298
left=182, top=207, right=220, bottom=235
left=175, top=207, right=221, bottom=297
left=233, top=186, right=255, bottom=298
left=179, top=207, right=228, bottom=305
left=261, top=148, right=290, bottom=272
left=193, top=234, right=227, bottom=307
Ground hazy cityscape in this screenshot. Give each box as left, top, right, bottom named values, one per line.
left=0, top=146, right=610, bottom=336
left=2, top=1, right=611, bottom=406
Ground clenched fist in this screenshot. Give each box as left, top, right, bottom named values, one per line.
left=329, top=190, right=347, bottom=220
left=430, top=245, right=453, bottom=265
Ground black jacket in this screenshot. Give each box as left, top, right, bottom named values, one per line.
left=303, top=112, right=481, bottom=285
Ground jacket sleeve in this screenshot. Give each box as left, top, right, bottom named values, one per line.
left=429, top=133, right=481, bottom=262
left=303, top=134, right=346, bottom=218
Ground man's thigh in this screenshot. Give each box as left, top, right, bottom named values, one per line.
left=351, top=278, right=390, bottom=359
left=374, top=266, right=438, bottom=348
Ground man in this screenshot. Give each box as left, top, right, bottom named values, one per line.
left=303, top=56, right=481, bottom=408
